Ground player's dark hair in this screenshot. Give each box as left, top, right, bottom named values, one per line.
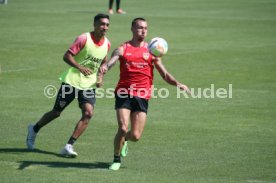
left=131, top=17, right=146, bottom=27
left=94, top=13, right=110, bottom=23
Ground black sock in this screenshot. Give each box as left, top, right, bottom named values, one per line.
left=113, top=155, right=121, bottom=163
left=116, top=0, right=120, bottom=11
left=67, top=136, right=77, bottom=145
left=33, top=124, right=41, bottom=133
left=109, top=0, right=114, bottom=9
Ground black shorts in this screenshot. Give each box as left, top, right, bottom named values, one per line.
left=115, top=94, right=149, bottom=113
left=53, top=83, right=96, bottom=112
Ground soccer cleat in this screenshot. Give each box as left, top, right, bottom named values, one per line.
left=116, top=9, right=126, bottom=14
left=60, top=144, right=78, bottom=158
left=121, top=141, right=128, bottom=157
left=26, top=124, right=37, bottom=150
left=109, top=162, right=121, bottom=171
left=108, top=9, right=114, bottom=14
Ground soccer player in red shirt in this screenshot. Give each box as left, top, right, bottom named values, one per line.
left=99, top=17, right=190, bottom=170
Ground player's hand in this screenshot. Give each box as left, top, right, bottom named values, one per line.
left=177, top=84, right=191, bottom=94
left=96, top=73, right=104, bottom=88
left=99, top=63, right=108, bottom=74
left=78, top=66, right=92, bottom=76
left=96, top=81, right=103, bottom=88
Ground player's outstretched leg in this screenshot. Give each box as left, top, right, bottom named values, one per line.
left=26, top=124, right=37, bottom=149
left=26, top=109, right=62, bottom=150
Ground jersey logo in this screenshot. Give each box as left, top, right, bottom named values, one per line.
left=143, top=52, right=150, bottom=60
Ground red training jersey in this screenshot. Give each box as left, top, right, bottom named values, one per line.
left=115, top=41, right=154, bottom=99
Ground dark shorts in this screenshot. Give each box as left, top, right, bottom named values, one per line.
left=53, top=83, right=96, bottom=112
left=115, top=94, right=149, bottom=113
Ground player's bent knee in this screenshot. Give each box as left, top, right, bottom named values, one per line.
left=131, top=132, right=141, bottom=141
left=118, top=126, right=128, bottom=135
left=83, top=110, right=94, bottom=119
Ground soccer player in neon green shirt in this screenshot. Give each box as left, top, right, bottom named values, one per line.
left=26, top=13, right=110, bottom=157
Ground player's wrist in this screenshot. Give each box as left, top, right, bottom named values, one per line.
left=176, top=82, right=182, bottom=87
left=76, top=65, right=82, bottom=70
left=106, top=63, right=110, bottom=70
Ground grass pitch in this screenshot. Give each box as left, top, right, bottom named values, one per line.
left=0, top=0, right=276, bottom=182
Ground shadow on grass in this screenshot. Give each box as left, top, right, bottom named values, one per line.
left=17, top=161, right=110, bottom=170
left=0, top=148, right=60, bottom=156
left=1, top=148, right=111, bottom=170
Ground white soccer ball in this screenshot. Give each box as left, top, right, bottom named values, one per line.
left=148, top=37, right=168, bottom=57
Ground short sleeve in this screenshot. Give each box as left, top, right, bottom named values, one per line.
left=68, top=33, right=87, bottom=56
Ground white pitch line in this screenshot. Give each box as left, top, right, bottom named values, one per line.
left=1, top=67, right=36, bottom=73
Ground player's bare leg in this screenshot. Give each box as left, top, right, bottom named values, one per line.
left=121, top=111, right=146, bottom=157
left=114, top=109, right=131, bottom=155
left=109, top=108, right=130, bottom=170
left=110, top=110, right=147, bottom=170
left=71, top=103, right=94, bottom=138
left=126, top=111, right=147, bottom=141
left=60, top=103, right=94, bottom=157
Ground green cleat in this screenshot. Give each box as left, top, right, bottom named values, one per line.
left=121, top=141, right=128, bottom=157
left=109, top=162, right=121, bottom=171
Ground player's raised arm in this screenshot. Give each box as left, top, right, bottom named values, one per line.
left=99, top=46, right=124, bottom=74
left=153, top=57, right=191, bottom=93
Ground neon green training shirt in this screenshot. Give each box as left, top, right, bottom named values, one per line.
left=59, top=32, right=109, bottom=90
